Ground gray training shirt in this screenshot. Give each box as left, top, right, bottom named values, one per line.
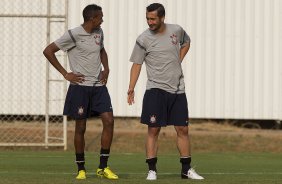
left=55, top=26, right=104, bottom=86
left=130, top=24, right=190, bottom=94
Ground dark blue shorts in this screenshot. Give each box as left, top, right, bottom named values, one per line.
left=63, top=84, right=113, bottom=120
left=141, top=88, right=189, bottom=127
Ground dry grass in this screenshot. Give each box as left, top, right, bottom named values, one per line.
left=66, top=118, right=282, bottom=153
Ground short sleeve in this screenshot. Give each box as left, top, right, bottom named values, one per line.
left=179, top=27, right=191, bottom=47
left=100, top=29, right=104, bottom=49
left=54, top=31, right=76, bottom=52
left=129, top=38, right=147, bottom=64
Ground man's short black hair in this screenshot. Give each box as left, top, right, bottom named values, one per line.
left=146, top=3, right=165, bottom=17
left=83, top=4, right=102, bottom=21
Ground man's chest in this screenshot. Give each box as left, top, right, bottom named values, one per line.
left=146, top=33, right=180, bottom=53
left=75, top=33, right=102, bottom=53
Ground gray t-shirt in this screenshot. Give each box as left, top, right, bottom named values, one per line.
left=130, top=24, right=190, bottom=94
left=55, top=26, right=104, bottom=86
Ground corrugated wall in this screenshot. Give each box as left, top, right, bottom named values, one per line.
left=67, top=0, right=282, bottom=120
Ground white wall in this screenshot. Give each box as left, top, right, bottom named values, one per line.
left=1, top=0, right=281, bottom=120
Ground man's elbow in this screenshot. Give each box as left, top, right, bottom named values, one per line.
left=43, top=47, right=49, bottom=57
left=43, top=43, right=59, bottom=57
left=43, top=43, right=54, bottom=56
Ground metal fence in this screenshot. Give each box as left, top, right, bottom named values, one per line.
left=0, top=0, right=68, bottom=149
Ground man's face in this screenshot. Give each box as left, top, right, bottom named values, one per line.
left=91, top=10, right=103, bottom=28
left=146, top=10, right=164, bottom=31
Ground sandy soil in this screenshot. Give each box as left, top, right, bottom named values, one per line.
left=65, top=118, right=282, bottom=153
left=1, top=118, right=281, bottom=152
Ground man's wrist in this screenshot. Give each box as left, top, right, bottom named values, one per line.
left=127, top=88, right=134, bottom=94
left=64, top=72, right=68, bottom=78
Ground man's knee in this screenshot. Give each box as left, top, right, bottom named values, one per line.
left=101, top=113, right=114, bottom=127
left=175, top=126, right=188, bottom=136
left=75, top=120, right=86, bottom=134
left=76, top=126, right=86, bottom=135
left=148, top=127, right=161, bottom=137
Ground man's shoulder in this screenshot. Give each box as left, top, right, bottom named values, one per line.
left=137, top=29, right=152, bottom=41
left=68, top=26, right=84, bottom=38
left=166, top=23, right=182, bottom=31
left=69, top=26, right=83, bottom=32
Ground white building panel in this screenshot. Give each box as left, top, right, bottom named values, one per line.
left=1, top=0, right=281, bottom=120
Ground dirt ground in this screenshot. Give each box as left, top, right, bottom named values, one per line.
left=66, top=118, right=282, bottom=153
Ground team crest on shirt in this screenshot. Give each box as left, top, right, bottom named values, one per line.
left=170, top=34, right=178, bottom=45
left=94, top=34, right=101, bottom=45
left=150, top=115, right=157, bottom=124
left=78, top=106, right=84, bottom=115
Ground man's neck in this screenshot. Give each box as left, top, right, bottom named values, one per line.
left=155, top=23, right=166, bottom=34
left=82, top=23, right=93, bottom=33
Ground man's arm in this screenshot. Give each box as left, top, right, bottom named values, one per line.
left=127, top=63, right=142, bottom=105
left=43, top=42, right=84, bottom=83
left=100, top=48, right=109, bottom=85
left=180, top=43, right=190, bottom=62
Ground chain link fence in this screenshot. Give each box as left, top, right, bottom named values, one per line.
left=0, top=0, right=68, bottom=149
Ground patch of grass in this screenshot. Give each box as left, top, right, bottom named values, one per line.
left=0, top=151, right=282, bottom=184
